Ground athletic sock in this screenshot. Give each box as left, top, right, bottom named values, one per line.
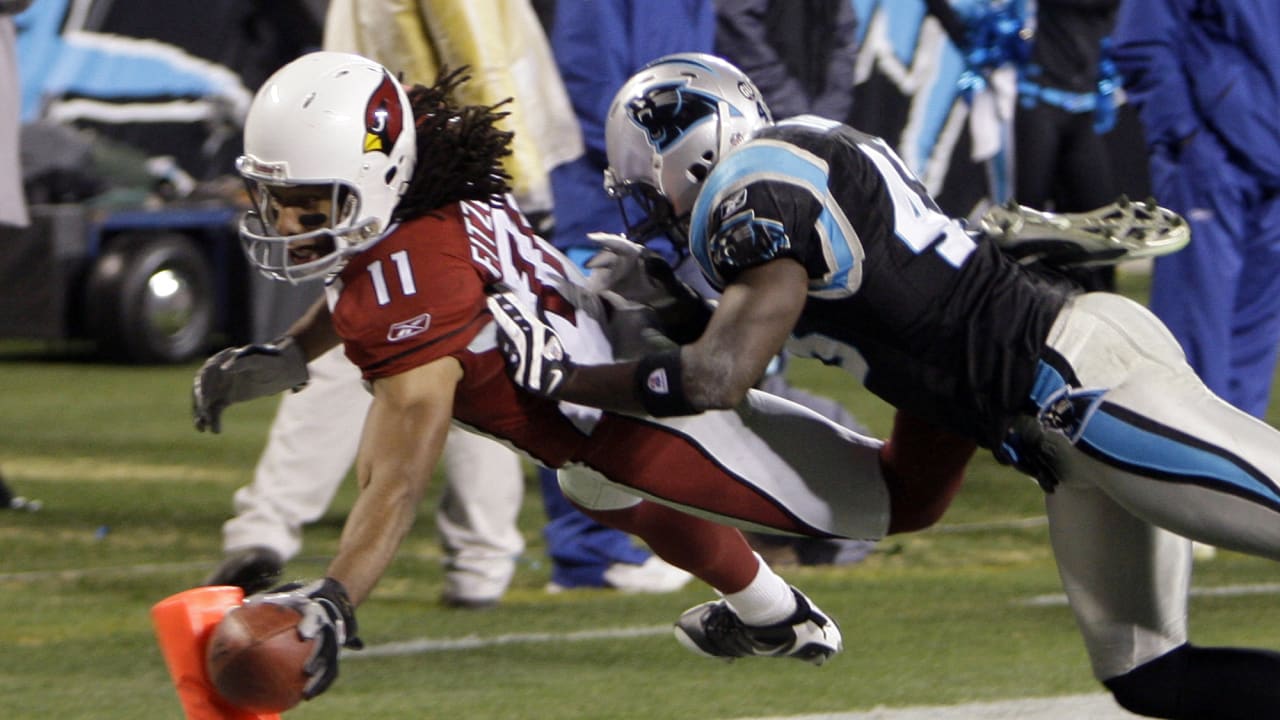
left=722, top=553, right=797, bottom=626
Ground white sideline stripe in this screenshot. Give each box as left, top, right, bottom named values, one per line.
left=0, top=517, right=1049, bottom=585
left=729, top=693, right=1139, bottom=719
left=348, top=625, right=672, bottom=658
left=924, top=516, right=1047, bottom=534
left=1020, top=582, right=1280, bottom=607
left=0, top=561, right=210, bottom=583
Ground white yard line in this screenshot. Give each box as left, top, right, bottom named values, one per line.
left=349, top=625, right=672, bottom=658
left=0, top=560, right=210, bottom=583
left=339, top=580, right=1280, bottom=659
left=351, top=630, right=1141, bottom=719
left=1020, top=582, right=1280, bottom=607
left=922, top=516, right=1048, bottom=533
left=729, top=693, right=1139, bottom=719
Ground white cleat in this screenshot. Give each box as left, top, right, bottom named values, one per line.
left=980, top=196, right=1190, bottom=268
left=674, top=587, right=843, bottom=666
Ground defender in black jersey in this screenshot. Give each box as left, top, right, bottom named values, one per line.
left=692, top=117, right=1069, bottom=452
left=491, top=53, right=1280, bottom=719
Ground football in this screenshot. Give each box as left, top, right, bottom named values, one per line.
left=205, top=601, right=314, bottom=713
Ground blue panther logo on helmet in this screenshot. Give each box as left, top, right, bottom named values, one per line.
left=625, top=81, right=722, bottom=152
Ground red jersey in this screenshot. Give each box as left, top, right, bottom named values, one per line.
left=325, top=195, right=891, bottom=541
left=327, top=195, right=611, bottom=468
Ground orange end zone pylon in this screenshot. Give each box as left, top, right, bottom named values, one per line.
left=152, top=586, right=281, bottom=720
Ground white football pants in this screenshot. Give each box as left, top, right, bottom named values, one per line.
left=1025, top=292, right=1280, bottom=680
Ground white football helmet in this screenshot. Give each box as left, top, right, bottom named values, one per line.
left=237, top=51, right=417, bottom=282
left=604, top=53, right=772, bottom=238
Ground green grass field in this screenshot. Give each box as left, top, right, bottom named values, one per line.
left=2, top=269, right=1278, bottom=719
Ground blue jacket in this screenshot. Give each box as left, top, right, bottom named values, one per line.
left=548, top=0, right=714, bottom=256
left=1113, top=0, right=1280, bottom=183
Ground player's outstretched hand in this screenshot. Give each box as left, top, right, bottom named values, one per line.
left=487, top=290, right=575, bottom=397
left=585, top=232, right=684, bottom=307
left=586, top=232, right=711, bottom=344
left=192, top=336, right=309, bottom=433
left=584, top=232, right=650, bottom=295
left=253, top=578, right=363, bottom=700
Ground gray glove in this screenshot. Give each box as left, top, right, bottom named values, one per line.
left=253, top=577, right=362, bottom=700
left=192, top=336, right=309, bottom=433
left=585, top=232, right=679, bottom=304
left=585, top=232, right=712, bottom=344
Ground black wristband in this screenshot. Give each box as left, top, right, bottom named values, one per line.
left=634, top=349, right=698, bottom=417
left=317, top=577, right=362, bottom=649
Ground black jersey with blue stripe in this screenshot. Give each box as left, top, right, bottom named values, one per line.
left=688, top=117, right=1074, bottom=448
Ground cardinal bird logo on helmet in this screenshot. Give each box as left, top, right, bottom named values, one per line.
left=364, top=73, right=404, bottom=156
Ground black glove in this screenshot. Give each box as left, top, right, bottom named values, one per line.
left=486, top=291, right=574, bottom=397
left=253, top=577, right=363, bottom=700
left=192, top=336, right=309, bottom=433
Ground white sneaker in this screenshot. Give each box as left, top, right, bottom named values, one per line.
left=442, top=557, right=515, bottom=608
left=602, top=555, right=693, bottom=593
left=543, top=556, right=694, bottom=594
left=674, top=587, right=843, bottom=666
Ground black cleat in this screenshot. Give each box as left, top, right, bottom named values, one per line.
left=203, top=546, right=284, bottom=595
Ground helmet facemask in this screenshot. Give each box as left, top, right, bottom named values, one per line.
left=603, top=168, right=688, bottom=248
left=238, top=157, right=375, bottom=282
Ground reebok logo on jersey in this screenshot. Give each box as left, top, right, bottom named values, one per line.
left=646, top=368, right=670, bottom=395
left=387, top=313, right=431, bottom=342
left=720, top=189, right=748, bottom=219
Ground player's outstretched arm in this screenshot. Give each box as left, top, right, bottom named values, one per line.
left=232, top=355, right=460, bottom=705
left=324, top=356, right=462, bottom=605
left=490, top=258, right=808, bottom=417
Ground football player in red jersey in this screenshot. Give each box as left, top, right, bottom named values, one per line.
left=192, top=52, right=970, bottom=702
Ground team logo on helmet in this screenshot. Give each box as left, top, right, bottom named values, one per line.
left=364, top=73, right=404, bottom=155
left=626, top=81, right=719, bottom=152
